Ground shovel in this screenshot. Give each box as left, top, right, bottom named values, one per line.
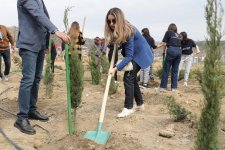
left=84, top=44, right=117, bottom=144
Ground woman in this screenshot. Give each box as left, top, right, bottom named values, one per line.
left=105, top=8, right=153, bottom=118
left=156, top=23, right=182, bottom=92
left=142, top=28, right=158, bottom=81
left=178, top=32, right=200, bottom=86
left=139, top=28, right=157, bottom=88
left=68, top=21, right=85, bottom=59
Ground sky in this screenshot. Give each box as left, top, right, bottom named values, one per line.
left=0, top=0, right=225, bottom=41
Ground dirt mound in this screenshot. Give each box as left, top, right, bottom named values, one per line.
left=40, top=132, right=143, bottom=150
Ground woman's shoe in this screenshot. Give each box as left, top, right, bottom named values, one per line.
left=117, top=108, right=134, bottom=118
left=134, top=104, right=145, bottom=111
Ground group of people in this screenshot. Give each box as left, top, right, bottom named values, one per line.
left=0, top=0, right=199, bottom=135
left=156, top=24, right=200, bottom=92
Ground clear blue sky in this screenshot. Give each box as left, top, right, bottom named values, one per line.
left=1, top=0, right=224, bottom=41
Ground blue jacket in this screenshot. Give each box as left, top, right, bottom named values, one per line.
left=116, top=27, right=153, bottom=71
left=16, top=0, right=57, bottom=52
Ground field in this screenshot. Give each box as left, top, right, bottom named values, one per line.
left=0, top=53, right=225, bottom=150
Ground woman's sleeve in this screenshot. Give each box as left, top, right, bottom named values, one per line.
left=162, top=31, right=169, bottom=43
left=116, top=35, right=134, bottom=71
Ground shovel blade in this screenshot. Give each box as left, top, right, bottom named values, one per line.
left=84, top=130, right=110, bottom=145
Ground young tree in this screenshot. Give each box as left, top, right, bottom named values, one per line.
left=63, top=6, right=84, bottom=134
left=89, top=48, right=101, bottom=85
left=43, top=49, right=54, bottom=97
left=70, top=50, right=84, bottom=108
left=196, top=0, right=224, bottom=149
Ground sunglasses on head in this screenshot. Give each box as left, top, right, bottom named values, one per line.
left=107, top=19, right=116, bottom=24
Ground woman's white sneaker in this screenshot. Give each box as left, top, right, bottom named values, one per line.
left=117, top=108, right=134, bottom=118
left=134, top=104, right=145, bottom=111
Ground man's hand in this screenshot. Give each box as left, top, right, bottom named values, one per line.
left=55, top=31, right=70, bottom=44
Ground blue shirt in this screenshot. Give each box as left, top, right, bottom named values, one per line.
left=116, top=27, right=153, bottom=71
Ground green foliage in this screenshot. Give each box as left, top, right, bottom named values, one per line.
left=101, top=56, right=110, bottom=74
left=43, top=53, right=54, bottom=97
left=109, top=78, right=118, bottom=95
left=196, top=1, right=224, bottom=150
left=89, top=49, right=101, bottom=85
left=156, top=67, right=163, bottom=79
left=63, top=6, right=73, bottom=33
left=70, top=51, right=84, bottom=108
left=165, top=96, right=191, bottom=122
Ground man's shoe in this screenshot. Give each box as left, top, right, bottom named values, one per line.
left=184, top=82, right=188, bottom=87
left=28, top=111, right=49, bottom=122
left=117, top=108, right=134, bottom=118
left=14, top=119, right=36, bottom=135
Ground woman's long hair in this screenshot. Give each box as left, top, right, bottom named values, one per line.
left=104, top=7, right=134, bottom=44
left=69, top=21, right=80, bottom=39
left=167, top=23, right=177, bottom=33
left=142, top=28, right=151, bottom=39
left=180, top=31, right=188, bottom=44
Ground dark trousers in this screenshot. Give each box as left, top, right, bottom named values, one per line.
left=108, top=49, right=118, bottom=81
left=17, top=47, right=45, bottom=120
left=0, top=49, right=11, bottom=78
left=123, top=61, right=143, bottom=109
left=160, top=47, right=181, bottom=89
left=51, top=47, right=57, bottom=73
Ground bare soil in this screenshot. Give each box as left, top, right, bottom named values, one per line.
left=1, top=56, right=225, bottom=150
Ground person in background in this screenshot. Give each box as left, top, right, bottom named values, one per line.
left=178, top=32, right=200, bottom=86
left=156, top=23, right=181, bottom=92
left=68, top=21, right=85, bottom=60
left=142, top=28, right=159, bottom=81
left=15, top=0, right=70, bottom=135
left=105, top=7, right=153, bottom=118
left=139, top=28, right=156, bottom=88
left=105, top=43, right=118, bottom=81
left=0, top=25, right=15, bottom=81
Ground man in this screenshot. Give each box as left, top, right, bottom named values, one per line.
left=15, top=0, right=70, bottom=135
left=0, top=25, right=14, bottom=81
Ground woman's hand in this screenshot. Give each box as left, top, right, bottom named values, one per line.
left=108, top=67, right=117, bottom=76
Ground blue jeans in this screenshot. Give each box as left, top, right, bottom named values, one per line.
left=0, top=49, right=11, bottom=78
left=160, top=47, right=181, bottom=89
left=17, top=48, right=45, bottom=120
